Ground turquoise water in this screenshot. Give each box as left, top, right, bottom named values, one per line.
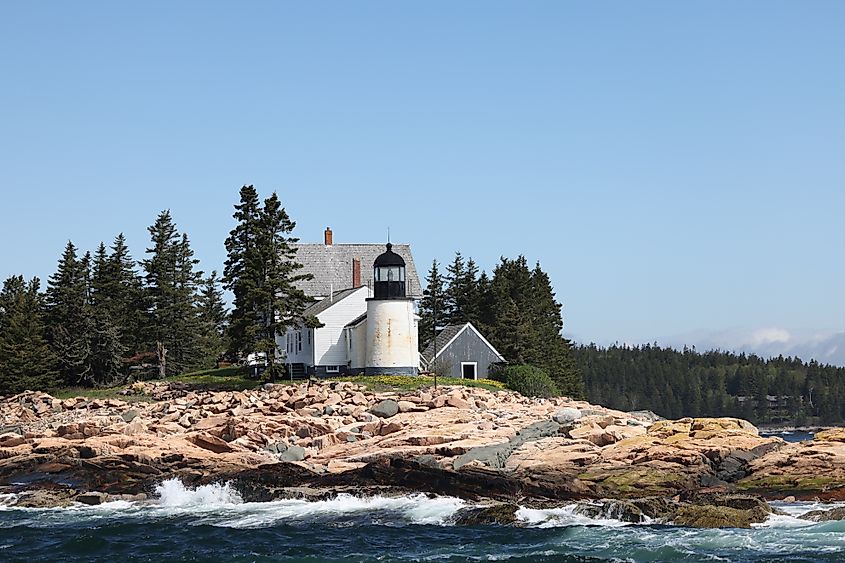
left=1, top=481, right=844, bottom=562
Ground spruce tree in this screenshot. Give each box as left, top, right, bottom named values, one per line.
left=142, top=211, right=203, bottom=376
left=105, top=233, right=147, bottom=357
left=443, top=253, right=466, bottom=325
left=443, top=253, right=482, bottom=327
left=223, top=187, right=314, bottom=380
left=46, top=241, right=91, bottom=385
left=223, top=185, right=262, bottom=357
left=418, top=260, right=444, bottom=349
left=0, top=276, right=60, bottom=394
left=255, top=192, right=313, bottom=381
left=196, top=271, right=228, bottom=368
left=486, top=256, right=582, bottom=397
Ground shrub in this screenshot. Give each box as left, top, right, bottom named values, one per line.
left=501, top=364, right=559, bottom=398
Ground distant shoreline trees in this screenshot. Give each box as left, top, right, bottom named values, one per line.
left=576, top=343, right=845, bottom=426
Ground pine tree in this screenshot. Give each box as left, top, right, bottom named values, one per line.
left=223, top=187, right=314, bottom=381
left=46, top=241, right=91, bottom=385
left=105, top=233, right=147, bottom=357
left=443, top=253, right=482, bottom=327
left=196, top=270, right=228, bottom=368
left=418, top=260, right=444, bottom=349
left=0, top=276, right=60, bottom=394
left=526, top=263, right=582, bottom=397
left=443, top=253, right=466, bottom=325
left=223, top=185, right=262, bottom=357
left=142, top=211, right=203, bottom=377
left=255, top=192, right=313, bottom=381
left=485, top=256, right=582, bottom=397
left=46, top=241, right=126, bottom=387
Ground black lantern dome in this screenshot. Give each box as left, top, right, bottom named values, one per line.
left=372, top=243, right=406, bottom=299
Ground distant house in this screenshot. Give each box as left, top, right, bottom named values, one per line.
left=420, top=322, right=505, bottom=380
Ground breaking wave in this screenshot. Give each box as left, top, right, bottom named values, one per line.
left=3, top=482, right=845, bottom=561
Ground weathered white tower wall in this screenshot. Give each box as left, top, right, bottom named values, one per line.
left=365, top=299, right=419, bottom=375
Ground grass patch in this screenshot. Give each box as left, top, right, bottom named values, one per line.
left=329, top=374, right=506, bottom=393
left=49, top=386, right=148, bottom=402
left=163, top=366, right=267, bottom=391
left=47, top=369, right=508, bottom=399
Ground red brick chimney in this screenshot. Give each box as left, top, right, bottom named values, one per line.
left=324, top=227, right=333, bottom=246
left=352, top=258, right=361, bottom=288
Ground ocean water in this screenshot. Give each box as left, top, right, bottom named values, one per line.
left=1, top=481, right=844, bottom=562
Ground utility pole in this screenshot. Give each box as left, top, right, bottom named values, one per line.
left=433, top=283, right=438, bottom=390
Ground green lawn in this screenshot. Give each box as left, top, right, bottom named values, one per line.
left=47, top=367, right=506, bottom=400
left=329, top=374, right=507, bottom=393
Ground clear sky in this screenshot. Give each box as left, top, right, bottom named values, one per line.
left=1, top=2, right=844, bottom=357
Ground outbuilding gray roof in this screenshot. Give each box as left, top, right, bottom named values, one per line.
left=302, top=287, right=363, bottom=317
left=292, top=243, right=422, bottom=298
left=420, top=322, right=506, bottom=364
left=420, top=324, right=467, bottom=363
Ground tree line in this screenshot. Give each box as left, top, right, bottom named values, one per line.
left=418, top=253, right=582, bottom=397
left=576, top=343, right=845, bottom=426
left=0, top=185, right=313, bottom=394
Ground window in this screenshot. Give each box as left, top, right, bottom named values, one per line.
left=326, top=365, right=340, bottom=374
left=461, top=362, right=478, bottom=380
left=297, top=332, right=302, bottom=353
left=307, top=330, right=311, bottom=345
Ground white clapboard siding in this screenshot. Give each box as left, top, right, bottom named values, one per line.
left=314, top=287, right=369, bottom=367
left=277, top=327, right=315, bottom=365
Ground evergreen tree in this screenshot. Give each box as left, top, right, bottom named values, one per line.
left=223, top=185, right=262, bottom=357
left=443, top=253, right=482, bottom=326
left=0, top=276, right=60, bottom=394
left=142, top=211, right=203, bottom=376
left=254, top=192, right=313, bottom=381
left=485, top=256, right=582, bottom=397
left=106, top=233, right=147, bottom=357
left=223, top=187, right=314, bottom=381
left=46, top=241, right=125, bottom=386
left=46, top=241, right=91, bottom=384
left=196, top=270, right=228, bottom=368
left=443, top=253, right=466, bottom=325
left=418, top=260, right=444, bottom=349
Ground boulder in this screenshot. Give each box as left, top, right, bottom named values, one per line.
left=76, top=491, right=108, bottom=506
left=446, top=396, right=472, bottom=409
left=552, top=408, right=582, bottom=425
left=370, top=399, right=399, bottom=419
left=673, top=495, right=771, bottom=529
left=800, top=506, right=845, bottom=522
left=188, top=433, right=235, bottom=454
left=121, top=410, right=139, bottom=423
left=453, top=503, right=520, bottom=526
left=278, top=445, right=306, bottom=462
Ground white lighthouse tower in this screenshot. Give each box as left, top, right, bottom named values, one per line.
left=365, top=243, right=419, bottom=375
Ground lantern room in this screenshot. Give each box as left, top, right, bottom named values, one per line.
left=372, top=243, right=406, bottom=299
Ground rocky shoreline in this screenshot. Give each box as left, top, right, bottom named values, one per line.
left=3, top=381, right=845, bottom=527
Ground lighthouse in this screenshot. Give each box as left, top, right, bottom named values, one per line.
left=365, top=243, right=419, bottom=375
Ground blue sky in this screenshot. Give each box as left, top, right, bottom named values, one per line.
left=1, top=2, right=844, bottom=358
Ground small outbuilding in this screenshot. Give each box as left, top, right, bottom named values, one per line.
left=420, top=322, right=505, bottom=380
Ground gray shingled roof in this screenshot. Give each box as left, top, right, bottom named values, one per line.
left=292, top=243, right=422, bottom=299
left=302, top=287, right=363, bottom=317
left=420, top=324, right=467, bottom=363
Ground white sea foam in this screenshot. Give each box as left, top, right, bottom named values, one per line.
left=155, top=479, right=243, bottom=508
left=211, top=493, right=466, bottom=529
left=0, top=494, right=18, bottom=510
left=516, top=504, right=637, bottom=528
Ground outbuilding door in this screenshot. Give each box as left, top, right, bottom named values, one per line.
left=461, top=362, right=478, bottom=380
